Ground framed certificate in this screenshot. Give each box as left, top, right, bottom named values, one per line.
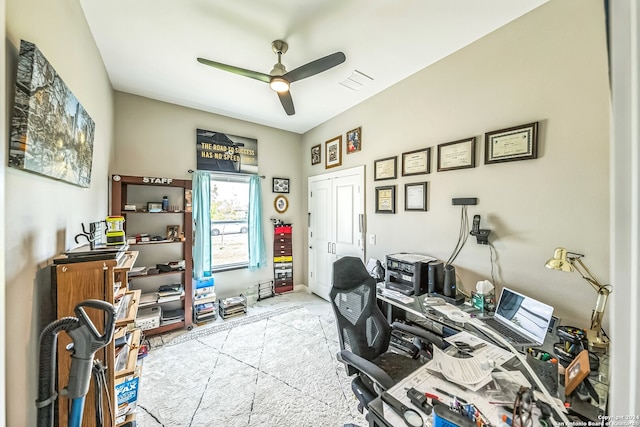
left=374, top=156, right=397, bottom=181
left=485, top=122, right=538, bottom=164
left=437, top=137, right=476, bottom=172
left=405, top=182, right=427, bottom=211
left=375, top=185, right=396, bottom=214
left=402, top=148, right=431, bottom=176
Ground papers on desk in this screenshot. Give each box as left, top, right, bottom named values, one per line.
left=425, top=331, right=515, bottom=392
left=377, top=287, right=415, bottom=304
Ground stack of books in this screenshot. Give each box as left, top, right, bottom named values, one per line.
left=157, top=283, right=184, bottom=303
left=193, top=286, right=217, bottom=324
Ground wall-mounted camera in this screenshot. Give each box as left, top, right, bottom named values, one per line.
left=470, top=214, right=491, bottom=245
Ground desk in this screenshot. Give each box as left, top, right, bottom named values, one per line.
left=372, top=290, right=609, bottom=426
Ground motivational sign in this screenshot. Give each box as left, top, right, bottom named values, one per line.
left=196, top=129, right=258, bottom=173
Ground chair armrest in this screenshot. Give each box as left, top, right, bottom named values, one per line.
left=391, top=321, right=445, bottom=349
left=338, top=350, right=395, bottom=390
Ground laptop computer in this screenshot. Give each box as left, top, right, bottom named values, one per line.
left=479, top=287, right=554, bottom=347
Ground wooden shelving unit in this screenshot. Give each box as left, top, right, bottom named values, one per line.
left=51, top=251, right=139, bottom=427
left=110, top=174, right=193, bottom=334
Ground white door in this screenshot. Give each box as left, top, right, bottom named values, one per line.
left=308, top=166, right=364, bottom=301
left=308, top=177, right=334, bottom=300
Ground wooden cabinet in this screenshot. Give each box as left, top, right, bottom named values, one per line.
left=110, top=174, right=193, bottom=334
left=273, top=224, right=293, bottom=293
left=51, top=253, right=139, bottom=427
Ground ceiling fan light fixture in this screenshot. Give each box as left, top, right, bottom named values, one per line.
left=270, top=77, right=290, bottom=93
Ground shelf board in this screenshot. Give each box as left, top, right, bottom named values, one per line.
left=121, top=210, right=187, bottom=214
left=142, top=320, right=186, bottom=336
left=129, top=270, right=185, bottom=280
left=129, top=240, right=184, bottom=246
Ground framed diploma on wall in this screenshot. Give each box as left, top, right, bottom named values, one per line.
left=375, top=185, right=396, bottom=214
left=404, top=182, right=427, bottom=211
left=401, top=148, right=431, bottom=176
left=437, top=137, right=476, bottom=172
left=484, top=122, right=539, bottom=164
left=374, top=156, right=397, bottom=181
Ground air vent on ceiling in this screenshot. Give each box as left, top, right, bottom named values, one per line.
left=340, top=70, right=373, bottom=91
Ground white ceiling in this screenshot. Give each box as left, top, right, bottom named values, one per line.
left=79, top=0, right=548, bottom=134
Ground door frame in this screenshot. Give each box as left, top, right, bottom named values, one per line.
left=307, top=165, right=365, bottom=298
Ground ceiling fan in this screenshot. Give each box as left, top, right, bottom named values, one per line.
left=197, top=40, right=346, bottom=116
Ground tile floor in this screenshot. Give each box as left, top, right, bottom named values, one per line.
left=133, top=291, right=368, bottom=426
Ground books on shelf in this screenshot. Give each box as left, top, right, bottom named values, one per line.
left=157, top=291, right=185, bottom=304
left=139, top=293, right=158, bottom=307
left=162, top=308, right=184, bottom=322
left=157, top=283, right=183, bottom=296
left=195, top=286, right=215, bottom=296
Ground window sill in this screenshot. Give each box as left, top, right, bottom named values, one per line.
left=212, top=264, right=249, bottom=273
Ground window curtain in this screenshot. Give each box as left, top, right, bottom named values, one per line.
left=248, top=175, right=267, bottom=270
left=192, top=170, right=212, bottom=279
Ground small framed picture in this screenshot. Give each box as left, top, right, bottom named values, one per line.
left=485, top=122, right=539, bottom=164
left=405, top=182, right=428, bottom=211
left=374, top=156, right=397, bottom=181
left=311, top=144, right=321, bottom=165
left=166, top=225, right=181, bottom=241
left=375, top=185, right=396, bottom=214
left=272, top=177, right=290, bottom=193
left=325, top=136, right=342, bottom=169
left=274, top=195, right=289, bottom=213
left=346, top=126, right=362, bottom=154
left=402, top=148, right=431, bottom=176
left=437, top=137, right=476, bottom=172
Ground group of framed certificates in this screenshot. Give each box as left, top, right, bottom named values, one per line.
left=374, top=121, right=539, bottom=214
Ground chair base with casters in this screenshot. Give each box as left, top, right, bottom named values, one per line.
left=330, top=256, right=439, bottom=419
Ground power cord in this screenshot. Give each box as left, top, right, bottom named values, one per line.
left=447, top=206, right=470, bottom=265
left=488, top=243, right=498, bottom=287
left=92, top=359, right=112, bottom=427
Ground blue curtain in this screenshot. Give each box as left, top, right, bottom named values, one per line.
left=192, top=171, right=212, bottom=279
left=248, top=175, right=267, bottom=270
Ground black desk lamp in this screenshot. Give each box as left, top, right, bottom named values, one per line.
left=545, top=248, right=611, bottom=352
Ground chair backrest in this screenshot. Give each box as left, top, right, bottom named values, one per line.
left=330, top=256, right=391, bottom=362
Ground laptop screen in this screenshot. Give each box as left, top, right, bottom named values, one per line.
left=494, top=287, right=555, bottom=344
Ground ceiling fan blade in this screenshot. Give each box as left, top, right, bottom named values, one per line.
left=277, top=91, right=295, bottom=116
left=285, top=52, right=346, bottom=83
left=197, top=57, right=271, bottom=83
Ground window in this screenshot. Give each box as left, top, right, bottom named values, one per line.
left=210, top=173, right=250, bottom=271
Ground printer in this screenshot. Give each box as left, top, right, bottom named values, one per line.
left=385, top=253, right=437, bottom=296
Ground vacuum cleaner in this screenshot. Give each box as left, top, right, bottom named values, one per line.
left=36, top=299, right=116, bottom=427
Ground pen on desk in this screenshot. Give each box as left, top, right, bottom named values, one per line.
left=434, top=387, right=468, bottom=404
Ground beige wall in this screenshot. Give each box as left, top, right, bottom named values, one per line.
left=303, top=0, right=610, bottom=330
left=4, top=0, right=115, bottom=424
left=113, top=92, right=303, bottom=299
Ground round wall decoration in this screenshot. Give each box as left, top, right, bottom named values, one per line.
left=274, top=195, right=289, bottom=213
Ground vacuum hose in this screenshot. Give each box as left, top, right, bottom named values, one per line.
left=36, top=299, right=116, bottom=427
left=36, top=317, right=80, bottom=427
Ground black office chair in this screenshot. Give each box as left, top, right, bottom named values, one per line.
left=330, top=256, right=436, bottom=417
